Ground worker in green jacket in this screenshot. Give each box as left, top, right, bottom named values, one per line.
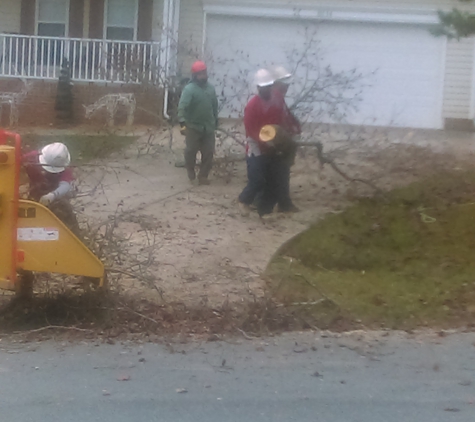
left=177, top=61, right=219, bottom=185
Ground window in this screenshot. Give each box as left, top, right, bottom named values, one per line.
left=37, top=0, right=69, bottom=37
left=105, top=0, right=138, bottom=41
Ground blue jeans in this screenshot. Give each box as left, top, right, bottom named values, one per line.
left=238, top=155, right=269, bottom=210
left=239, top=154, right=293, bottom=216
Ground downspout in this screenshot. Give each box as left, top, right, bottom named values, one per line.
left=162, top=84, right=171, bottom=120
left=161, top=0, right=171, bottom=119
left=162, top=0, right=180, bottom=120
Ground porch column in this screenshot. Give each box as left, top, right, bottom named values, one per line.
left=20, top=0, right=36, bottom=35
left=83, top=0, right=91, bottom=38
left=69, top=0, right=85, bottom=38
left=89, top=0, right=105, bottom=39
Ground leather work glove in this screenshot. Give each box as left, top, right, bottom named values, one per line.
left=179, top=122, right=187, bottom=136
left=39, top=193, right=55, bottom=207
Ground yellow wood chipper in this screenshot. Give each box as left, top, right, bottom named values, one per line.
left=0, top=129, right=105, bottom=295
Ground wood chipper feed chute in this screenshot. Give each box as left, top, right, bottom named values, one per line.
left=0, top=129, right=105, bottom=292
left=16, top=200, right=105, bottom=282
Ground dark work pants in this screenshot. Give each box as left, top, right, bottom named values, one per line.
left=239, top=154, right=294, bottom=216
left=184, top=128, right=216, bottom=180
left=238, top=154, right=269, bottom=210
left=49, top=199, right=81, bottom=237
left=273, top=156, right=294, bottom=212
left=257, top=155, right=295, bottom=216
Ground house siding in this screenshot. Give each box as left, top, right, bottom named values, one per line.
left=178, top=0, right=204, bottom=73
left=444, top=38, right=474, bottom=120
left=178, top=0, right=475, bottom=124
left=0, top=0, right=22, bottom=34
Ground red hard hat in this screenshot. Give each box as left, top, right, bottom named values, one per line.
left=191, top=61, right=207, bottom=73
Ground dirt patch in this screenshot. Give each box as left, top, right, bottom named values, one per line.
left=76, top=128, right=471, bottom=305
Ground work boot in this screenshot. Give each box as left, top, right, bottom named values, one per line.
left=238, top=201, right=251, bottom=217
left=278, top=204, right=300, bottom=213
left=259, top=212, right=277, bottom=223
left=187, top=168, right=196, bottom=181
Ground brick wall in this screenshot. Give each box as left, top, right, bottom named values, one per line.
left=0, top=78, right=164, bottom=127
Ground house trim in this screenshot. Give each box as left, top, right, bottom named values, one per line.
left=202, top=11, right=207, bottom=56
left=439, top=36, right=448, bottom=129
left=203, top=5, right=439, bottom=25
left=471, top=42, right=475, bottom=121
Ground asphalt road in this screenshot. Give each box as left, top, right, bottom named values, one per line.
left=0, top=331, right=474, bottom=422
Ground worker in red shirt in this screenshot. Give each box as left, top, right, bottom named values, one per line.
left=22, top=142, right=79, bottom=233
left=270, top=66, right=302, bottom=213
left=238, top=69, right=286, bottom=216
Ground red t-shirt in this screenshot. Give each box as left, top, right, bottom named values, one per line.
left=22, top=151, right=74, bottom=200
left=243, top=93, right=288, bottom=154
left=243, top=91, right=301, bottom=154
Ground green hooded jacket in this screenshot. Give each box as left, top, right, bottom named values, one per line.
left=177, top=81, right=219, bottom=133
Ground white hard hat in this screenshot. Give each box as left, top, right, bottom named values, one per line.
left=39, top=142, right=71, bottom=173
left=254, top=69, right=274, bottom=87
left=272, top=66, right=292, bottom=83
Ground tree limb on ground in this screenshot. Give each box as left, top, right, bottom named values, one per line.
left=297, top=140, right=386, bottom=197
left=13, top=326, right=94, bottom=335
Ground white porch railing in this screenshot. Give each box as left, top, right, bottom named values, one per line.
left=0, top=34, right=164, bottom=84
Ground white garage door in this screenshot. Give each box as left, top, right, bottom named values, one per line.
left=206, top=15, right=445, bottom=129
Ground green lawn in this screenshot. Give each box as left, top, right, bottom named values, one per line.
left=267, top=171, right=475, bottom=330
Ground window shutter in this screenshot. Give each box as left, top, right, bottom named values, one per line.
left=20, top=0, right=36, bottom=35
left=137, top=0, right=153, bottom=41
left=69, top=0, right=84, bottom=38
left=89, top=0, right=105, bottom=39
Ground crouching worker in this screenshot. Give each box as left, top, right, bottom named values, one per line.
left=22, top=142, right=80, bottom=235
